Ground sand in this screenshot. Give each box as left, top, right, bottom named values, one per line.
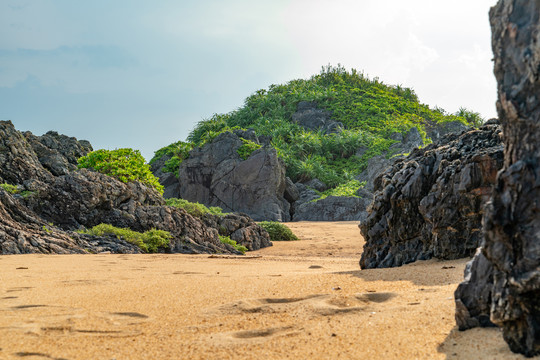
left=0, top=221, right=530, bottom=360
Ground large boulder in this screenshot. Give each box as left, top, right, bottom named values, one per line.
left=360, top=123, right=503, bottom=269
left=455, top=1, right=540, bottom=356
left=177, top=132, right=290, bottom=221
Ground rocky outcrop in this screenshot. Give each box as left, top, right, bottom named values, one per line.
left=360, top=122, right=503, bottom=269
left=176, top=132, right=290, bottom=221
left=455, top=1, right=540, bottom=356
left=0, top=121, right=272, bottom=255
left=292, top=101, right=343, bottom=134
left=0, top=186, right=142, bottom=254
left=201, top=213, right=272, bottom=251
left=292, top=183, right=372, bottom=222
left=24, top=130, right=93, bottom=176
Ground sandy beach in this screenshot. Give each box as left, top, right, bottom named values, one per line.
left=0, top=222, right=529, bottom=359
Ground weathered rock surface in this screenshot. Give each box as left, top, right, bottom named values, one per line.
left=455, top=1, right=540, bottom=356
left=24, top=130, right=93, bottom=176
left=360, top=123, right=503, bottom=269
left=0, top=186, right=142, bottom=254
left=291, top=183, right=372, bottom=222
left=201, top=213, right=272, bottom=251
left=292, top=101, right=343, bottom=134
left=0, top=121, right=271, bottom=255
left=176, top=132, right=290, bottom=221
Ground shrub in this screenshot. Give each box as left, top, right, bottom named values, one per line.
left=237, top=138, right=262, bottom=160
left=150, top=140, right=194, bottom=175
left=219, top=235, right=248, bottom=254
left=165, top=198, right=225, bottom=217
left=0, top=183, right=18, bottom=194
left=78, top=148, right=164, bottom=194
left=78, top=223, right=170, bottom=253
left=258, top=221, right=299, bottom=241
left=313, top=179, right=365, bottom=201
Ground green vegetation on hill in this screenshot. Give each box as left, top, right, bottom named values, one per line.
left=78, top=224, right=171, bottom=253
left=78, top=148, right=164, bottom=194
left=154, top=65, right=483, bottom=189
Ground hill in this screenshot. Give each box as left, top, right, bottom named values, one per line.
left=152, top=65, right=482, bottom=192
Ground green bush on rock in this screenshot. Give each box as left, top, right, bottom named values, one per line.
left=78, top=223, right=171, bottom=253
left=165, top=198, right=225, bottom=217
left=258, top=221, right=299, bottom=241
left=237, top=138, right=262, bottom=160
left=78, top=148, right=164, bottom=194
left=219, top=235, right=248, bottom=254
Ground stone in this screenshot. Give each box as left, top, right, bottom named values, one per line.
left=0, top=122, right=272, bottom=255
left=23, top=130, right=93, bottom=176
left=176, top=132, right=290, bottom=221
left=360, top=123, right=503, bottom=269
left=455, top=1, right=540, bottom=356
left=292, top=101, right=343, bottom=134
left=293, top=195, right=371, bottom=222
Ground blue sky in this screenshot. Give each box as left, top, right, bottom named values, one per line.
left=1, top=0, right=498, bottom=160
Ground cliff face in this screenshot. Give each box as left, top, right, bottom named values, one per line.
left=0, top=121, right=271, bottom=255
left=455, top=1, right=540, bottom=356
left=360, top=122, right=503, bottom=269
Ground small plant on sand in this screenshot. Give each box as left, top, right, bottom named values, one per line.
left=219, top=235, right=248, bottom=254
left=78, top=223, right=171, bottom=253
left=165, top=198, right=225, bottom=217
left=77, top=148, right=164, bottom=194
left=258, top=221, right=299, bottom=241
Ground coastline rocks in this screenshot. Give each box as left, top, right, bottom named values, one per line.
left=0, top=187, right=142, bottom=254
left=455, top=1, right=540, bottom=356
left=360, top=123, right=503, bottom=269
left=176, top=132, right=290, bottom=221
left=0, top=121, right=272, bottom=255
left=202, top=213, right=272, bottom=251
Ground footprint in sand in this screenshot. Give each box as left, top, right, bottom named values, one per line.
left=211, top=292, right=398, bottom=317
left=203, top=292, right=398, bottom=345
left=211, top=326, right=300, bottom=344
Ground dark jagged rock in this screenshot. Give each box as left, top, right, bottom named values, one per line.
left=0, top=120, right=52, bottom=184
left=292, top=101, right=343, bottom=134
left=455, top=1, right=540, bottom=356
left=201, top=213, right=272, bottom=251
left=0, top=187, right=142, bottom=254
left=176, top=132, right=290, bottom=221
left=23, top=130, right=92, bottom=176
left=1, top=121, right=272, bottom=255
left=360, top=123, right=503, bottom=269
left=425, top=120, right=470, bottom=143
left=293, top=195, right=371, bottom=222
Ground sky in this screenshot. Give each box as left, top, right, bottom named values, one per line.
left=0, top=0, right=499, bottom=161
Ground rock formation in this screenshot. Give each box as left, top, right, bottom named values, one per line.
left=292, top=101, right=344, bottom=134
left=176, top=131, right=291, bottom=222
left=455, top=1, right=540, bottom=356
left=360, top=122, right=503, bottom=269
left=0, top=120, right=271, bottom=255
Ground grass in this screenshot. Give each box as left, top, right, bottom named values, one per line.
left=165, top=198, right=226, bottom=218
left=258, top=221, right=299, bottom=241
left=1, top=183, right=35, bottom=198
left=219, top=235, right=248, bottom=254
left=78, top=223, right=171, bottom=253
